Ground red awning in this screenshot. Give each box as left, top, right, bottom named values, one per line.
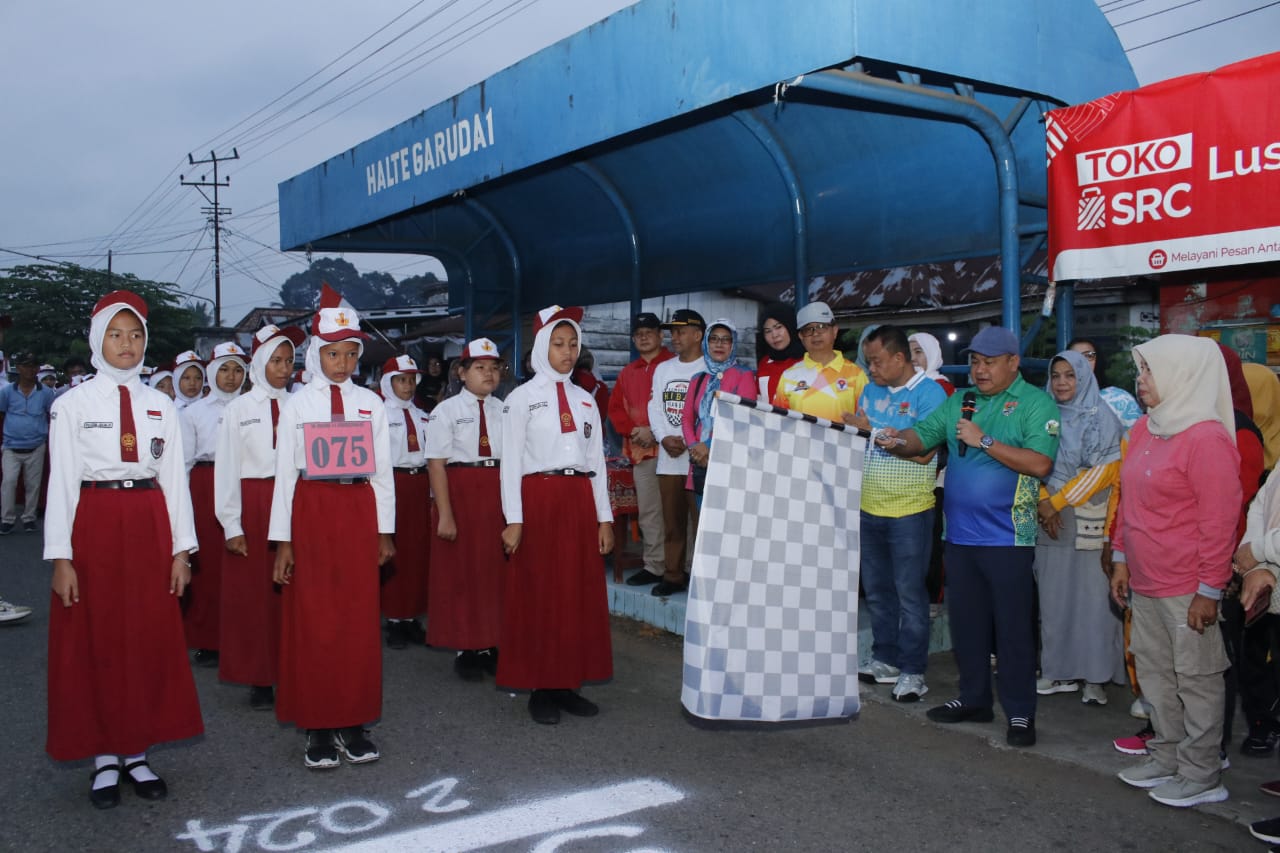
left=1047, top=51, right=1280, bottom=282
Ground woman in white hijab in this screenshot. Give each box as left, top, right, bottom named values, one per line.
left=498, top=306, right=614, bottom=725
left=1110, top=334, right=1240, bottom=808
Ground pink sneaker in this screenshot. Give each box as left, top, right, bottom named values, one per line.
left=1260, top=780, right=1280, bottom=799
left=1113, top=727, right=1155, bottom=755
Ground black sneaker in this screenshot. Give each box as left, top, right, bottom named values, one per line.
left=550, top=689, right=599, bottom=717
left=23, top=521, right=36, bottom=533
left=404, top=620, right=427, bottom=646
left=1006, top=716, right=1037, bottom=747
left=335, top=726, right=380, bottom=763
left=478, top=647, right=499, bottom=676
left=529, top=690, right=561, bottom=725
left=304, top=729, right=340, bottom=769
left=0, top=523, right=13, bottom=535
left=249, top=685, right=274, bottom=710
left=926, top=699, right=995, bottom=724
left=385, top=621, right=408, bottom=650
left=454, top=650, right=485, bottom=682
left=1243, top=727, right=1280, bottom=757
left=192, top=649, right=219, bottom=667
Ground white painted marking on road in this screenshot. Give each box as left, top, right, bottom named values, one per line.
left=529, top=823, right=643, bottom=852
left=322, top=779, right=684, bottom=852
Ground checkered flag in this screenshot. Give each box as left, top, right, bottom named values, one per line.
left=682, top=393, right=867, bottom=721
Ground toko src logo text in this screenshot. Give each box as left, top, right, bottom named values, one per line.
left=1074, top=133, right=1192, bottom=229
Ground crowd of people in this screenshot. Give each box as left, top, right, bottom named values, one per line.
left=5, top=289, right=1280, bottom=831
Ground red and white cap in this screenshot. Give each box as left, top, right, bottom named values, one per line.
left=251, top=323, right=306, bottom=355
left=461, top=337, right=501, bottom=360
left=532, top=305, right=583, bottom=335
left=174, top=350, right=203, bottom=370
left=381, top=354, right=421, bottom=376
left=92, top=289, right=149, bottom=321
left=209, top=341, right=248, bottom=364
left=312, top=283, right=369, bottom=342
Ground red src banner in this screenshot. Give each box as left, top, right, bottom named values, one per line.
left=1047, top=51, right=1280, bottom=282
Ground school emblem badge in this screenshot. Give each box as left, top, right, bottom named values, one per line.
left=584, top=422, right=592, bottom=438
left=121, top=432, right=136, bottom=453
left=150, top=437, right=165, bottom=459
left=561, top=411, right=573, bottom=428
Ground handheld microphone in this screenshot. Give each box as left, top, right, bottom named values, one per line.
left=959, top=392, right=976, bottom=457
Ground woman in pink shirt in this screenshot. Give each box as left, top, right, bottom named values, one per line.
left=1110, top=334, right=1240, bottom=809
left=684, top=319, right=757, bottom=504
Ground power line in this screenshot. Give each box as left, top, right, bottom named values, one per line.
left=1126, top=0, right=1280, bottom=49
left=1114, top=0, right=1207, bottom=26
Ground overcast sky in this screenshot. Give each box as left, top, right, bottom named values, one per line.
left=1, top=0, right=1275, bottom=325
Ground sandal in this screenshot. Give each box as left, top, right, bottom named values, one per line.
left=123, top=759, right=168, bottom=801
left=89, top=764, right=121, bottom=810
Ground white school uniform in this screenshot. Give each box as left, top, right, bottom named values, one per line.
left=424, top=388, right=505, bottom=463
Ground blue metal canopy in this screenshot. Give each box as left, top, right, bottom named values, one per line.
left=278, top=0, right=1136, bottom=353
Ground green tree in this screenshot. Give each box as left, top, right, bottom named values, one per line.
left=279, top=258, right=363, bottom=309
left=0, top=264, right=201, bottom=367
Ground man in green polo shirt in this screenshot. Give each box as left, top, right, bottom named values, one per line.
left=874, top=325, right=1059, bottom=748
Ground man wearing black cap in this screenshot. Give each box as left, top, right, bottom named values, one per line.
left=874, top=326, right=1060, bottom=748
left=608, top=312, right=675, bottom=587
left=0, top=352, right=55, bottom=534
left=646, top=309, right=706, bottom=596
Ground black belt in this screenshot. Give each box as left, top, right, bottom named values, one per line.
left=7, top=446, right=41, bottom=455
left=82, top=478, right=159, bottom=490
left=531, top=469, right=594, bottom=478
left=333, top=477, right=369, bottom=485
left=193, top=460, right=214, bottom=468
left=448, top=460, right=499, bottom=468
left=394, top=466, right=426, bottom=475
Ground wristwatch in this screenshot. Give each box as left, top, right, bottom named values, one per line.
left=979, top=434, right=995, bottom=450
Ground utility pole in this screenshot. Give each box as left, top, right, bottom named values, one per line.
left=180, top=148, right=239, bottom=326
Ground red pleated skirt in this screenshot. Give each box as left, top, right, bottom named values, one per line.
left=47, top=487, right=203, bottom=761
left=496, top=474, right=612, bottom=690
left=380, top=469, right=430, bottom=619
left=218, top=478, right=281, bottom=686
left=182, top=464, right=223, bottom=650
left=275, top=479, right=381, bottom=729
left=427, top=466, right=505, bottom=649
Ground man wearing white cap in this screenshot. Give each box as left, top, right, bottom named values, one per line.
left=179, top=342, right=249, bottom=668
left=270, top=284, right=395, bottom=768
left=379, top=353, right=431, bottom=650
left=772, top=301, right=868, bottom=421
left=215, top=324, right=305, bottom=710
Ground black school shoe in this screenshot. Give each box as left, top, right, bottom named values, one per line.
left=249, top=685, right=274, bottom=710
left=651, top=580, right=688, bottom=597
left=192, top=649, right=219, bottom=667
left=1006, top=716, right=1037, bottom=747
left=625, top=569, right=662, bottom=586
left=123, top=759, right=168, bottom=800
left=550, top=689, right=599, bottom=717
left=926, top=698, right=995, bottom=724
left=454, top=651, right=485, bottom=682
left=385, top=621, right=408, bottom=650
left=88, top=764, right=121, bottom=810
left=528, top=690, right=561, bottom=725
left=478, top=648, right=499, bottom=676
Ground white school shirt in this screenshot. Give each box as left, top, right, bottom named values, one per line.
left=43, top=377, right=197, bottom=561
left=267, top=380, right=395, bottom=541
left=646, top=356, right=704, bottom=476
left=499, top=376, right=611, bottom=525
left=424, top=388, right=505, bottom=463
left=384, top=399, right=430, bottom=468
left=214, top=388, right=281, bottom=540
left=180, top=394, right=233, bottom=469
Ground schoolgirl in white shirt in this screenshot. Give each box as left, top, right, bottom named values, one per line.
left=172, top=350, right=205, bottom=410
left=425, top=337, right=505, bottom=680
left=45, top=290, right=201, bottom=809
left=214, top=325, right=304, bottom=710
left=379, top=354, right=431, bottom=649
left=498, top=306, right=614, bottom=724
left=179, top=341, right=248, bottom=666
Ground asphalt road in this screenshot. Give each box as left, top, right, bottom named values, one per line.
left=0, top=527, right=1258, bottom=853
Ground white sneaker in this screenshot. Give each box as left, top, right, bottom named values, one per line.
left=1130, top=697, right=1151, bottom=719
left=892, top=673, right=928, bottom=703
left=0, top=599, right=31, bottom=624
left=1118, top=759, right=1176, bottom=789
left=858, top=659, right=900, bottom=685
left=1148, top=776, right=1228, bottom=808
left=1036, top=678, right=1079, bottom=695
left=1082, top=683, right=1108, bottom=706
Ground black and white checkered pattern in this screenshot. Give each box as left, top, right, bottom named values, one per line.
left=682, top=393, right=867, bottom=721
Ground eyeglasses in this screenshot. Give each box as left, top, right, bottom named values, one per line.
left=799, top=323, right=832, bottom=337
left=707, top=335, right=733, bottom=345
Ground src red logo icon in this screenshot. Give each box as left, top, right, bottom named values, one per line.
left=1148, top=249, right=1168, bottom=270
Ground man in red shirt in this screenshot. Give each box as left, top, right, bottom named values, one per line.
left=608, top=312, right=674, bottom=586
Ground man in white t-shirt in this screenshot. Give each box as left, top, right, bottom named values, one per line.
left=646, top=309, right=705, bottom=597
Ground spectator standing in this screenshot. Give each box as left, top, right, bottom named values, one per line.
left=1068, top=338, right=1142, bottom=432
left=850, top=325, right=946, bottom=702
left=647, top=309, right=706, bottom=597
left=1033, top=350, right=1126, bottom=705
left=608, top=311, right=673, bottom=587
left=909, top=333, right=956, bottom=397
left=0, top=352, right=55, bottom=534
left=1243, top=361, right=1280, bottom=469
left=772, top=302, right=868, bottom=422
left=682, top=319, right=756, bottom=506
left=875, top=326, right=1059, bottom=747
left=755, top=302, right=804, bottom=401
left=1111, top=334, right=1239, bottom=808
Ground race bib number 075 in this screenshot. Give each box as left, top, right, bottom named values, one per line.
left=302, top=420, right=376, bottom=479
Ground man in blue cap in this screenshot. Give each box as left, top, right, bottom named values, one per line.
left=873, top=325, right=1060, bottom=748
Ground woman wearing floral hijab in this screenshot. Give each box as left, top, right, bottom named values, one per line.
left=683, top=319, right=756, bottom=504
left=1111, top=334, right=1240, bottom=808
left=1034, top=349, right=1126, bottom=705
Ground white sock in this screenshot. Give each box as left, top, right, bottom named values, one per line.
left=92, top=755, right=119, bottom=790
left=124, top=752, right=159, bottom=783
